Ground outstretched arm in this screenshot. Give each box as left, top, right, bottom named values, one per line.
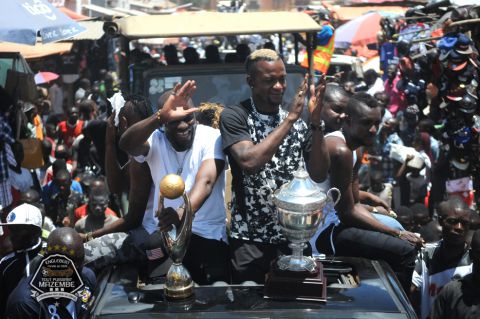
left=120, top=81, right=198, bottom=156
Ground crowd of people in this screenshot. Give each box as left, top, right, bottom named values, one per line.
left=1, top=4, right=480, bottom=318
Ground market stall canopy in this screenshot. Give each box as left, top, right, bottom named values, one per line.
left=82, top=4, right=128, bottom=18
left=330, top=6, right=407, bottom=21
left=335, top=12, right=382, bottom=49
left=0, top=0, right=86, bottom=45
left=70, top=21, right=105, bottom=40
left=0, top=42, right=72, bottom=59
left=115, top=11, right=321, bottom=39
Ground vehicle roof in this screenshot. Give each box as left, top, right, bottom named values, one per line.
left=115, top=11, right=321, bottom=39
left=90, top=257, right=415, bottom=319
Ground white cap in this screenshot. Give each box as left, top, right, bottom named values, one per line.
left=108, top=91, right=125, bottom=127
left=0, top=204, right=42, bottom=229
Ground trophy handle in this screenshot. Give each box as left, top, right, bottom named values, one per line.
left=327, top=187, right=341, bottom=206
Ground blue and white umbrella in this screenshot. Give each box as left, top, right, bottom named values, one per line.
left=0, top=0, right=86, bottom=45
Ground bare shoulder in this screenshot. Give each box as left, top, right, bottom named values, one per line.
left=326, top=136, right=352, bottom=163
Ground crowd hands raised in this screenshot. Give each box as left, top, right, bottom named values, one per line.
left=1, top=44, right=480, bottom=318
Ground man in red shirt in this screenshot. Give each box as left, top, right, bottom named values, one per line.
left=74, top=180, right=118, bottom=234
left=57, top=107, right=84, bottom=148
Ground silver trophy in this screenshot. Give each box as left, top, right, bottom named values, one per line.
left=272, top=167, right=340, bottom=273
left=157, top=174, right=194, bottom=300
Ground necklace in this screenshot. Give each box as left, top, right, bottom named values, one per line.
left=171, top=145, right=192, bottom=175
left=250, top=97, right=286, bottom=126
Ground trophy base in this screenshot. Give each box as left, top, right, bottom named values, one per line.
left=264, top=260, right=327, bottom=302
left=165, top=263, right=194, bottom=300
left=165, top=283, right=194, bottom=300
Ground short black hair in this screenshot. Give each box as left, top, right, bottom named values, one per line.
left=364, top=69, right=378, bottom=80
left=396, top=205, right=413, bottom=217
left=346, top=92, right=378, bottom=117
left=410, top=203, right=429, bottom=217
left=438, top=197, right=469, bottom=220
left=323, top=84, right=349, bottom=105
left=120, top=94, right=152, bottom=121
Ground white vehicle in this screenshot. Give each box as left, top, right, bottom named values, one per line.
left=328, top=54, right=365, bottom=78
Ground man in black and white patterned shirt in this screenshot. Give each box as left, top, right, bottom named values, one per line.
left=220, top=49, right=329, bottom=283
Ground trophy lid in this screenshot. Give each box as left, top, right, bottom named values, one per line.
left=272, top=166, right=327, bottom=212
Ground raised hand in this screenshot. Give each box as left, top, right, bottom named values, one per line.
left=158, top=206, right=184, bottom=232
left=287, top=74, right=308, bottom=122
left=159, top=80, right=198, bottom=123
left=309, top=74, right=326, bottom=122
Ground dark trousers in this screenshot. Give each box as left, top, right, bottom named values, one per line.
left=316, top=224, right=418, bottom=292
left=229, top=237, right=312, bottom=284
left=183, top=234, right=230, bottom=285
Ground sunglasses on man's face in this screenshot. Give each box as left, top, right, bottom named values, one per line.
left=444, top=217, right=470, bottom=227
left=168, top=114, right=195, bottom=126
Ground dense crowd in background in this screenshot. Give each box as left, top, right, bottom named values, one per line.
left=1, top=2, right=480, bottom=318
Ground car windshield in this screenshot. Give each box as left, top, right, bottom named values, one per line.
left=140, top=65, right=305, bottom=112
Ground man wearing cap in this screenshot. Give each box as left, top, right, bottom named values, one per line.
left=0, top=203, right=43, bottom=317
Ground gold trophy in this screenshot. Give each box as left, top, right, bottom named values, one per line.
left=157, top=174, right=194, bottom=300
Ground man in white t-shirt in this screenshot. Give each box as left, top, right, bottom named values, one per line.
left=120, top=81, right=229, bottom=284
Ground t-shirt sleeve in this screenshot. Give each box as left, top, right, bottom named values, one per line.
left=133, top=131, right=156, bottom=164
left=219, top=106, right=251, bottom=151
left=201, top=128, right=226, bottom=162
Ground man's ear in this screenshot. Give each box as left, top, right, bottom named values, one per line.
left=119, top=116, right=128, bottom=132
left=345, top=114, right=352, bottom=125
left=246, top=75, right=254, bottom=88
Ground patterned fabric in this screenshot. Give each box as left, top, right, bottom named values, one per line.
left=229, top=99, right=309, bottom=244
left=84, top=232, right=130, bottom=271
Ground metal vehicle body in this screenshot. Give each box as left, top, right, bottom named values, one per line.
left=109, top=11, right=321, bottom=104
left=89, top=257, right=416, bottom=318
left=91, top=12, right=416, bottom=319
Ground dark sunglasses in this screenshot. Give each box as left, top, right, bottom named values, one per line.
left=168, top=114, right=195, bottom=126
left=444, top=217, right=470, bottom=226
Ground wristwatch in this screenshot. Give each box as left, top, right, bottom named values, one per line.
left=309, top=120, right=325, bottom=133
left=86, top=232, right=94, bottom=242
